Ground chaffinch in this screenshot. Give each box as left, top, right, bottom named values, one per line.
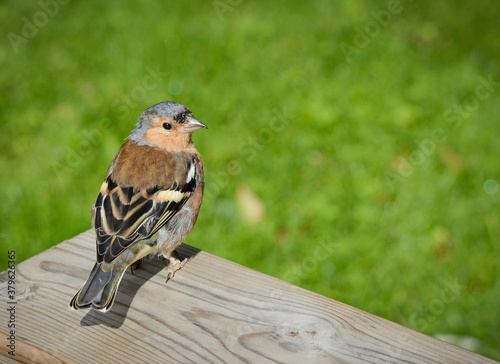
left=70, top=101, right=206, bottom=312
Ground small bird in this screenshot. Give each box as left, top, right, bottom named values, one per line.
left=70, top=101, right=206, bottom=312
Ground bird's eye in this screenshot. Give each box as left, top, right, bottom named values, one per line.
left=162, top=122, right=172, bottom=130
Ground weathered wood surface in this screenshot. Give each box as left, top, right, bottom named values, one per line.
left=0, top=230, right=496, bottom=364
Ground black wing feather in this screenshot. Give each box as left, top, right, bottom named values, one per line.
left=94, top=158, right=198, bottom=264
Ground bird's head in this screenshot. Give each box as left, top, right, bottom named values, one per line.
left=129, top=101, right=207, bottom=150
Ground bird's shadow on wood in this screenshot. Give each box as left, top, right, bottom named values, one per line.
left=79, top=244, right=200, bottom=328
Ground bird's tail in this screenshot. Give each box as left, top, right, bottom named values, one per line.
left=69, top=263, right=127, bottom=312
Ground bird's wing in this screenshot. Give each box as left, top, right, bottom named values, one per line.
left=93, top=147, right=200, bottom=264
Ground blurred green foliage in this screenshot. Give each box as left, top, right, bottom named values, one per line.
left=0, top=0, right=499, bottom=359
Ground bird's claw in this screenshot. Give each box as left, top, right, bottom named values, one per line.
left=165, top=255, right=189, bottom=283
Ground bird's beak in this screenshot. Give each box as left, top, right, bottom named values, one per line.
left=184, top=117, right=207, bottom=133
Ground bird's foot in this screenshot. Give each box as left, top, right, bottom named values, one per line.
left=164, top=251, right=188, bottom=282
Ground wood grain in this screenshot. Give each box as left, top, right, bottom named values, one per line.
left=0, top=230, right=496, bottom=363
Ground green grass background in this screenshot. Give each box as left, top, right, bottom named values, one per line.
left=1, top=0, right=499, bottom=359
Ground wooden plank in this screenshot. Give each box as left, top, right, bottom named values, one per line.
left=0, top=230, right=496, bottom=364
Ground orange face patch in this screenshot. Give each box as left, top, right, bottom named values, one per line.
left=142, top=118, right=174, bottom=147
left=141, top=118, right=193, bottom=150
